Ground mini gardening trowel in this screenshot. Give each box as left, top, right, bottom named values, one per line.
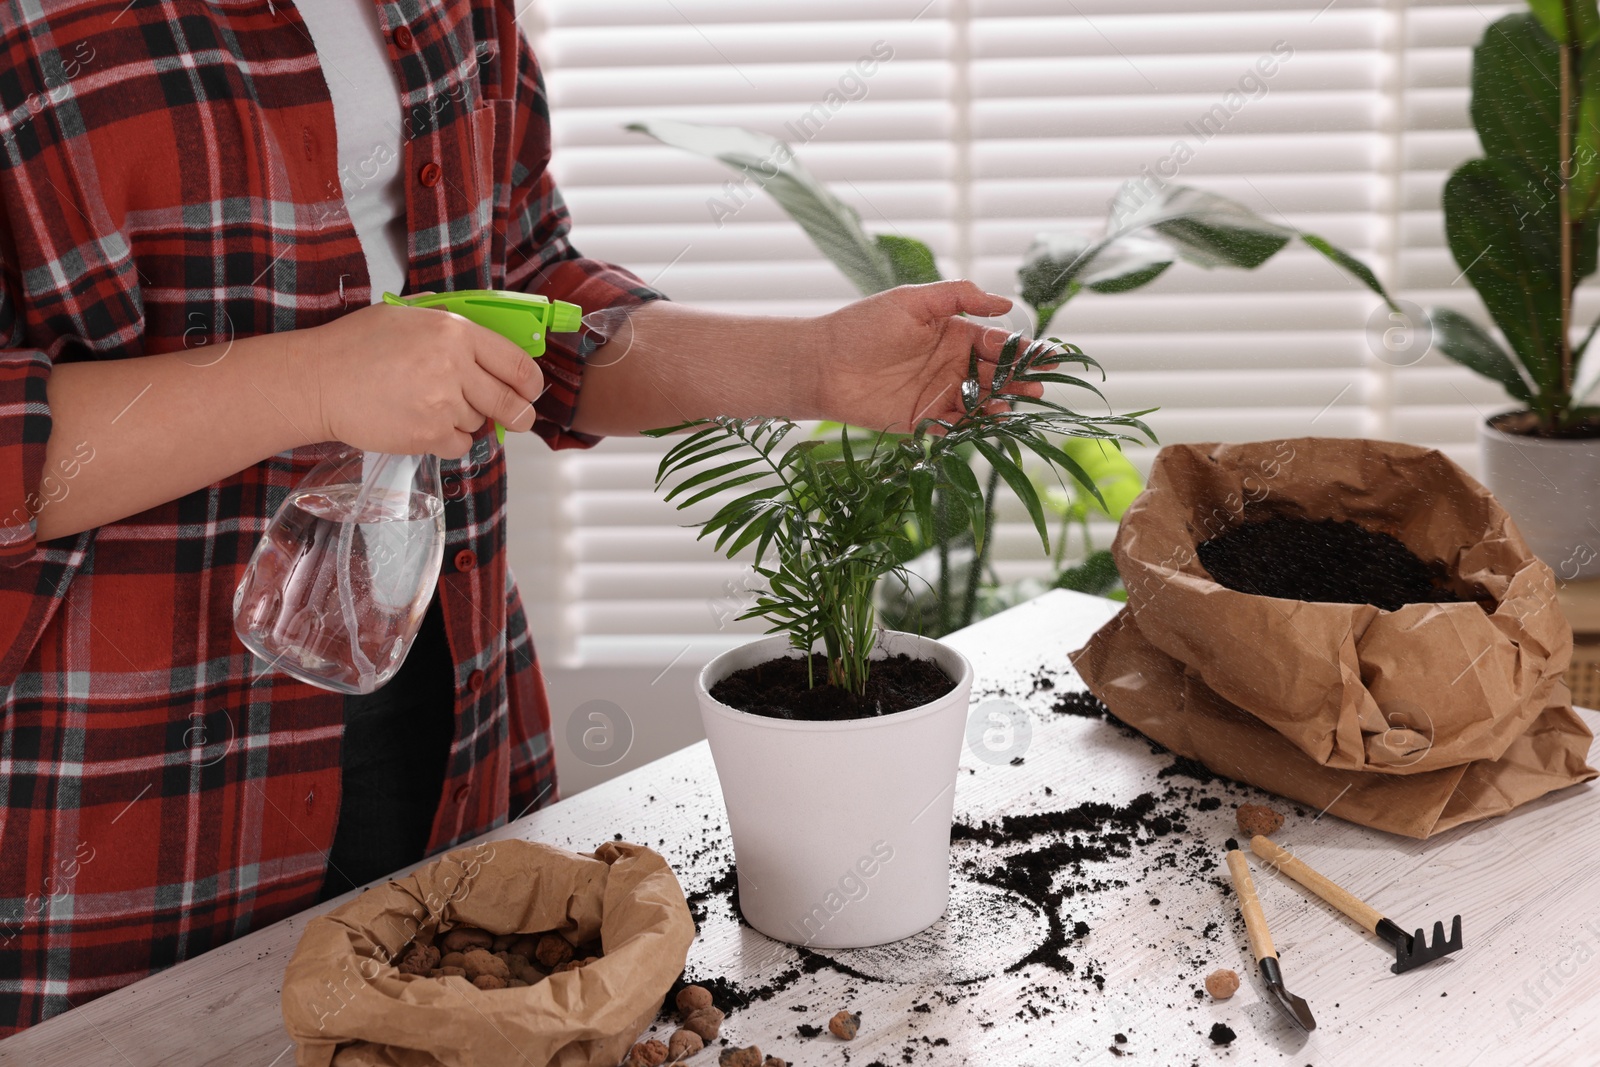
left=1252, top=835, right=1463, bottom=975
left=1225, top=848, right=1317, bottom=1032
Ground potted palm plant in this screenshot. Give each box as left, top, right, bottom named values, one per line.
left=648, top=335, right=1151, bottom=948
left=1434, top=0, right=1600, bottom=578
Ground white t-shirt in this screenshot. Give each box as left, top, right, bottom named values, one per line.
left=297, top=2, right=408, bottom=302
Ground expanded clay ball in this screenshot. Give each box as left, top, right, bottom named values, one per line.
left=668, top=1030, right=703, bottom=1059
left=676, top=985, right=713, bottom=1015
left=683, top=1006, right=724, bottom=1041
left=535, top=933, right=574, bottom=969
left=828, top=1011, right=860, bottom=1040
left=441, top=926, right=494, bottom=953
left=625, top=1039, right=668, bottom=1066
left=1236, top=803, right=1283, bottom=837
left=461, top=948, right=510, bottom=983
left=432, top=965, right=466, bottom=979
left=762, top=1058, right=788, bottom=1067
left=472, top=974, right=507, bottom=990
left=440, top=951, right=468, bottom=970
left=718, top=1047, right=762, bottom=1067
left=510, top=935, right=541, bottom=960
left=1205, top=968, right=1240, bottom=999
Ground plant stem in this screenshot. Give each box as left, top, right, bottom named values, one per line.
left=1559, top=2, right=1579, bottom=430
left=960, top=465, right=1001, bottom=629
left=935, top=490, right=951, bottom=636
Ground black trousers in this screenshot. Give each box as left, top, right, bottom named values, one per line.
left=318, top=596, right=456, bottom=901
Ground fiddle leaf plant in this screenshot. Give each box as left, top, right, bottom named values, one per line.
left=645, top=334, right=1154, bottom=698
left=1432, top=2, right=1600, bottom=434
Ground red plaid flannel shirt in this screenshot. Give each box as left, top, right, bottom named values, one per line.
left=0, top=1, right=660, bottom=1034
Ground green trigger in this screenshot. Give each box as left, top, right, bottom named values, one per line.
left=381, top=290, right=585, bottom=444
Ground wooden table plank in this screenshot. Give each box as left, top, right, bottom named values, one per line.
left=5, top=591, right=1599, bottom=1067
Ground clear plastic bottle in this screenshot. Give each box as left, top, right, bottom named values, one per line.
left=233, top=289, right=583, bottom=694
left=234, top=448, right=445, bottom=694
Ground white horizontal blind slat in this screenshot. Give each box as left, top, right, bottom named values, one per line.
left=513, top=2, right=1522, bottom=664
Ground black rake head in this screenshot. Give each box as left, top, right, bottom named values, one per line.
left=1377, top=914, right=1463, bottom=974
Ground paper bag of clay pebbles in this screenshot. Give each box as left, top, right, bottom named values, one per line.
left=282, top=839, right=695, bottom=1066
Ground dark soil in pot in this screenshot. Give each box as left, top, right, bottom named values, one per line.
left=1490, top=409, right=1600, bottom=440
left=711, top=652, right=954, bottom=720
left=1197, top=516, right=1464, bottom=612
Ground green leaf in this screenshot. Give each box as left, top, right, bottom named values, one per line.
left=626, top=119, right=897, bottom=294
left=1471, top=15, right=1561, bottom=186
left=1442, top=157, right=1564, bottom=392
left=973, top=440, right=1049, bottom=549
left=1061, top=438, right=1144, bottom=519
left=661, top=457, right=761, bottom=504
left=1427, top=307, right=1534, bottom=404
left=1577, top=42, right=1600, bottom=218
left=876, top=234, right=943, bottom=286
left=1107, top=183, right=1292, bottom=269
left=1053, top=550, right=1122, bottom=597
left=1528, top=0, right=1600, bottom=45
left=1300, top=233, right=1399, bottom=311
left=1081, top=234, right=1176, bottom=293
left=1018, top=232, right=1093, bottom=315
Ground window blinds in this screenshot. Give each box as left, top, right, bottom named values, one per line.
left=508, top=0, right=1521, bottom=668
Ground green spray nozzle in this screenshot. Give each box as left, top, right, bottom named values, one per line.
left=383, top=290, right=584, bottom=442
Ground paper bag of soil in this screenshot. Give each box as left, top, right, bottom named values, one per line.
left=281, top=839, right=695, bottom=1067
left=1070, top=438, right=1596, bottom=838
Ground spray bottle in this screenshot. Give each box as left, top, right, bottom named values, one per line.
left=233, top=290, right=583, bottom=694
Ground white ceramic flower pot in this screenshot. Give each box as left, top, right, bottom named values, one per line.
left=696, top=631, right=973, bottom=949
left=1479, top=416, right=1600, bottom=580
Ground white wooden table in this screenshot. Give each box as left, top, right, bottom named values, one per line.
left=5, top=590, right=1599, bottom=1067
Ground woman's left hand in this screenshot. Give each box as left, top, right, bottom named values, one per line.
left=812, top=281, right=1044, bottom=434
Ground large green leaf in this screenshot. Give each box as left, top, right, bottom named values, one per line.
left=876, top=234, right=942, bottom=286
left=1107, top=183, right=1293, bottom=269
left=1472, top=15, right=1561, bottom=187
left=1427, top=307, right=1534, bottom=404
left=1018, top=232, right=1093, bottom=321
left=1060, top=438, right=1144, bottom=520
left=1577, top=42, right=1600, bottom=218
left=1442, top=157, right=1564, bottom=391
left=1300, top=234, right=1400, bottom=311
left=1528, top=0, right=1600, bottom=44
left=627, top=119, right=897, bottom=294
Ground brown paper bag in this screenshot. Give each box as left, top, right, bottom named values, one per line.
left=1071, top=437, right=1596, bottom=836
left=281, top=839, right=695, bottom=1067
left=1073, top=609, right=1596, bottom=838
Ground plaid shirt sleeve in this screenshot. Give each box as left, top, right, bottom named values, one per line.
left=0, top=268, right=54, bottom=564
left=498, top=32, right=666, bottom=451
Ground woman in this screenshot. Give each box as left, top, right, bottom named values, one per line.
left=0, top=0, right=1030, bottom=1034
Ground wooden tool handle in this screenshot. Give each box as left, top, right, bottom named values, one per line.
left=1251, top=835, right=1384, bottom=933
left=1225, top=849, right=1275, bottom=964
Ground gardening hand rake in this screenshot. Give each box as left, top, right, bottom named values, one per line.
left=1252, top=835, right=1462, bottom=974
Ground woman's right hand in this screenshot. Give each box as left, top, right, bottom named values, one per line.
left=295, top=301, right=546, bottom=458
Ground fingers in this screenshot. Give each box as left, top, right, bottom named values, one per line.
left=465, top=320, right=546, bottom=405
left=906, top=279, right=1013, bottom=321
left=462, top=365, right=539, bottom=434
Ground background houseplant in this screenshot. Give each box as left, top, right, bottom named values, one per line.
left=1434, top=0, right=1600, bottom=578
left=630, top=119, right=1397, bottom=626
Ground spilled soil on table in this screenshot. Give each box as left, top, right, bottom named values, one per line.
left=669, top=667, right=1292, bottom=1057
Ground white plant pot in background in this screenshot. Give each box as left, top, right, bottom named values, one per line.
left=696, top=631, right=974, bottom=950
left=1479, top=417, right=1600, bottom=581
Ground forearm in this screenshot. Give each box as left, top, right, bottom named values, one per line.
left=570, top=302, right=830, bottom=436
left=34, top=334, right=319, bottom=541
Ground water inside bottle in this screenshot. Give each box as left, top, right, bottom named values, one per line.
left=234, top=482, right=445, bottom=694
